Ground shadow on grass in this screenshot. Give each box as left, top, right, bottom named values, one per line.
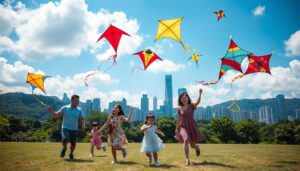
left=64, top=159, right=93, bottom=163
left=95, top=155, right=107, bottom=157
left=154, top=164, right=178, bottom=168
left=192, top=161, right=235, bottom=168
left=117, top=161, right=142, bottom=165
left=276, top=161, right=298, bottom=164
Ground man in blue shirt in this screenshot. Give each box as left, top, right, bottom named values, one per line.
left=47, top=95, right=85, bottom=160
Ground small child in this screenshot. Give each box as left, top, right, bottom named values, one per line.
left=89, top=121, right=106, bottom=157
left=140, top=114, right=165, bottom=167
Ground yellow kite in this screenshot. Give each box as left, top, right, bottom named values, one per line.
left=155, top=17, right=192, bottom=52
left=26, top=72, right=50, bottom=105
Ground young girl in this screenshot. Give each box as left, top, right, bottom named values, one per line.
left=89, top=121, right=106, bottom=157
left=99, top=104, right=133, bottom=163
left=175, top=89, right=204, bottom=166
left=140, top=114, right=165, bottom=167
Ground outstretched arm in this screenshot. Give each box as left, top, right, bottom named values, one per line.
left=193, top=89, right=203, bottom=108
left=141, top=124, right=151, bottom=132
left=121, top=107, right=134, bottom=123
left=156, top=127, right=165, bottom=137
left=47, top=105, right=62, bottom=118
left=99, top=115, right=111, bottom=132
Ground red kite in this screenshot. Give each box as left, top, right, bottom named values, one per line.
left=133, top=49, right=162, bottom=70
left=214, top=10, right=225, bottom=21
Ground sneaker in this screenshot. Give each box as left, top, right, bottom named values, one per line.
left=121, top=148, right=127, bottom=158
left=103, top=146, right=106, bottom=152
left=111, top=160, right=117, bottom=164
left=154, top=161, right=160, bottom=167
left=69, top=154, right=74, bottom=161
left=60, top=148, right=67, bottom=158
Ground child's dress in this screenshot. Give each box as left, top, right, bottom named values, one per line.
left=140, top=124, right=164, bottom=153
left=177, top=104, right=204, bottom=143
left=108, top=116, right=128, bottom=148
left=90, top=130, right=102, bottom=148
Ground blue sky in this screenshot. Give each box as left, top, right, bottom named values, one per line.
left=0, top=0, right=300, bottom=109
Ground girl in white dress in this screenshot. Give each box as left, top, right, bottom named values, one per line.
left=140, top=114, right=165, bottom=167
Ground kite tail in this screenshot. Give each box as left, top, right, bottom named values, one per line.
left=196, top=80, right=219, bottom=86
left=32, top=91, right=46, bottom=106
left=110, top=54, right=118, bottom=66
left=231, top=74, right=244, bottom=89
left=182, top=43, right=197, bottom=53
left=227, top=97, right=240, bottom=113
left=130, top=66, right=144, bottom=75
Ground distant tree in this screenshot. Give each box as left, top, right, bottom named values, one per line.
left=275, top=121, right=296, bottom=144
left=156, top=117, right=177, bottom=143
left=235, top=119, right=261, bottom=144
left=211, top=117, right=237, bottom=143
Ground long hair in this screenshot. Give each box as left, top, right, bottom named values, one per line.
left=178, top=92, right=192, bottom=107
left=114, top=104, right=125, bottom=116
left=144, top=114, right=156, bottom=125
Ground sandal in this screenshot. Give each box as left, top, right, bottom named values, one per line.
left=184, top=159, right=190, bottom=166
left=196, top=145, right=201, bottom=157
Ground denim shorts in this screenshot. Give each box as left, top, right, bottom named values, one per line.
left=61, top=128, right=77, bottom=145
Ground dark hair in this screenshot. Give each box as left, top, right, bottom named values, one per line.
left=114, top=104, right=125, bottom=116
left=178, top=92, right=191, bottom=106
left=92, top=121, right=100, bottom=129
left=144, top=114, right=155, bottom=124
left=71, top=95, right=80, bottom=100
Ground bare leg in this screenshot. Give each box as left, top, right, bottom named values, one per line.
left=91, top=145, right=94, bottom=156
left=153, top=152, right=158, bottom=163
left=111, top=146, right=117, bottom=161
left=62, top=142, right=67, bottom=149
left=190, top=141, right=200, bottom=156
left=146, top=153, right=152, bottom=164
left=184, top=140, right=190, bottom=165
left=70, top=144, right=76, bottom=154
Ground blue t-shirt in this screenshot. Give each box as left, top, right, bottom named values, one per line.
left=58, top=105, right=84, bottom=130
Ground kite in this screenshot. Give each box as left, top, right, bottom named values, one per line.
left=188, top=53, right=202, bottom=68
left=214, top=10, right=225, bottom=21
left=199, top=36, right=251, bottom=86
left=227, top=98, right=240, bottom=113
left=133, top=49, right=162, bottom=70
left=26, top=72, right=50, bottom=106
left=85, top=24, right=131, bottom=86
left=231, top=54, right=272, bottom=85
left=154, top=17, right=193, bottom=52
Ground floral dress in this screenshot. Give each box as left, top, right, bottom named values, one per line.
left=107, top=116, right=128, bottom=148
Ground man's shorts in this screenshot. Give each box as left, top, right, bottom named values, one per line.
left=61, top=128, right=77, bottom=146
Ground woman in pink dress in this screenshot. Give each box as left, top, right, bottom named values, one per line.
left=175, top=88, right=204, bottom=166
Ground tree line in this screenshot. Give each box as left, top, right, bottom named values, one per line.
left=1, top=111, right=299, bottom=144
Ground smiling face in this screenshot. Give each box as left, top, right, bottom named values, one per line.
left=92, top=125, right=98, bottom=130
left=181, top=94, right=189, bottom=106
left=147, top=117, right=155, bottom=125
left=112, top=104, right=123, bottom=116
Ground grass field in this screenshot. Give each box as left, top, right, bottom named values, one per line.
left=0, top=143, right=299, bottom=171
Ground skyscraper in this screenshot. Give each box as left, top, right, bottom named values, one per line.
left=276, top=94, right=287, bottom=120
left=86, top=99, right=93, bottom=115
left=92, top=98, right=101, bottom=112
left=141, top=94, right=149, bottom=120
left=259, top=105, right=274, bottom=124
left=178, top=88, right=187, bottom=96
left=153, top=96, right=158, bottom=112
left=165, top=75, right=173, bottom=117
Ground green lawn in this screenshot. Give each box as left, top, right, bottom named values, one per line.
left=0, top=143, right=299, bottom=171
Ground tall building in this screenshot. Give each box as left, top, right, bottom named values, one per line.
left=178, top=88, right=187, bottom=96
left=62, top=93, right=70, bottom=104
left=276, top=94, right=287, bottom=121
left=92, top=98, right=101, bottom=112
left=153, top=96, right=158, bottom=112
left=259, top=105, right=274, bottom=124
left=86, top=99, right=93, bottom=115
left=141, top=94, right=149, bottom=120
left=295, top=109, right=300, bottom=120
left=165, top=75, right=173, bottom=117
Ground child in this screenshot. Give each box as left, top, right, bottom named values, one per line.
left=89, top=121, right=106, bottom=157
left=99, top=104, right=133, bottom=163
left=175, top=89, right=204, bottom=166
left=140, top=114, right=165, bottom=167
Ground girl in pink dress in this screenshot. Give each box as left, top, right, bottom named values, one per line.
left=175, top=89, right=204, bottom=166
left=89, top=122, right=106, bottom=157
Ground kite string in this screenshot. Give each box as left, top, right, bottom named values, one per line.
left=130, top=65, right=144, bottom=76
left=32, top=90, right=46, bottom=106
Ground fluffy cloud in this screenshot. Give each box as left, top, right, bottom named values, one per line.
left=253, top=5, right=266, bottom=16
left=285, top=30, right=300, bottom=57
left=0, top=0, right=143, bottom=61
left=146, top=59, right=186, bottom=73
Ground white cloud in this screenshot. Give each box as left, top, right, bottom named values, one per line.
left=253, top=5, right=266, bottom=16
left=146, top=59, right=186, bottom=73
left=0, top=0, right=143, bottom=61
left=285, top=30, right=300, bottom=57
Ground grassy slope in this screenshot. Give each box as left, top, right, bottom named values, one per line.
left=0, top=143, right=299, bottom=171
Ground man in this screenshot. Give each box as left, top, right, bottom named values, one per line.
left=47, top=95, right=85, bottom=160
